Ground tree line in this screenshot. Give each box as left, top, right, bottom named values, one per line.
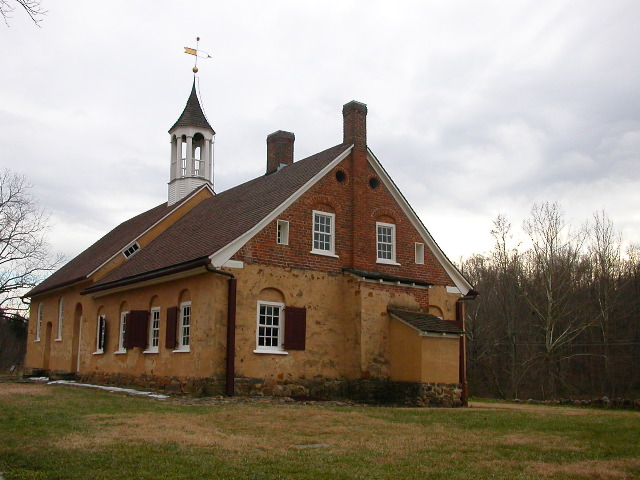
left=461, top=202, right=640, bottom=400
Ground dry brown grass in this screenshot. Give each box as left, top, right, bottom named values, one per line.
left=0, top=381, right=51, bottom=397
left=527, top=458, right=640, bottom=479
left=56, top=403, right=590, bottom=462
left=469, top=401, right=590, bottom=416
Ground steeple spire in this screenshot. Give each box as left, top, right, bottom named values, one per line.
left=167, top=81, right=215, bottom=205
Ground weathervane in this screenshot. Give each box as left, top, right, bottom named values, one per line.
left=184, top=37, right=212, bottom=73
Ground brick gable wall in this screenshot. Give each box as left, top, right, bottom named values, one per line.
left=232, top=152, right=454, bottom=289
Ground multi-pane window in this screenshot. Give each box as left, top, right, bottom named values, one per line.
left=117, top=311, right=128, bottom=353
left=277, top=220, right=289, bottom=245
left=376, top=222, right=396, bottom=263
left=123, top=242, right=140, bottom=258
left=256, top=301, right=283, bottom=352
left=96, top=315, right=106, bottom=353
left=35, top=303, right=43, bottom=341
left=56, top=297, right=64, bottom=340
left=312, top=211, right=335, bottom=255
left=178, top=302, right=191, bottom=351
left=147, top=307, right=160, bottom=352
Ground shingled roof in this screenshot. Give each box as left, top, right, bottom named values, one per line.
left=169, top=81, right=214, bottom=133
left=84, top=142, right=352, bottom=293
left=26, top=202, right=177, bottom=297
left=388, top=309, right=464, bottom=334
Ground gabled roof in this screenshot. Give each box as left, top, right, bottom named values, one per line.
left=366, top=149, right=474, bottom=295
left=86, top=142, right=352, bottom=292
left=388, top=309, right=464, bottom=334
left=26, top=202, right=175, bottom=297
left=169, top=81, right=214, bottom=133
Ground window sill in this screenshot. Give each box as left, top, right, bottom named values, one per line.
left=114, top=350, right=127, bottom=355
left=34, top=340, right=40, bottom=343
left=376, top=259, right=401, bottom=266
left=172, top=348, right=190, bottom=353
left=54, top=338, right=62, bottom=342
left=253, top=349, right=288, bottom=355
left=93, top=351, right=104, bottom=355
left=310, top=250, right=339, bottom=258
left=143, top=349, right=159, bottom=354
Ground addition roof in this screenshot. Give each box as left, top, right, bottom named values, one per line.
left=169, top=81, right=214, bottom=133
left=388, top=309, right=464, bottom=334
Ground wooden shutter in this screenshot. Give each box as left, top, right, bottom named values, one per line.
left=165, top=306, right=178, bottom=349
left=284, top=306, right=306, bottom=350
left=124, top=310, right=149, bottom=349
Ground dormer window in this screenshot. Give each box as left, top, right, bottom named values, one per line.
left=123, top=242, right=140, bottom=258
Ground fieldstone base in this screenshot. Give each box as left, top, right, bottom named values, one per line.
left=61, top=371, right=464, bottom=407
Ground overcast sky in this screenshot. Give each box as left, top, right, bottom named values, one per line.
left=1, top=0, right=638, bottom=265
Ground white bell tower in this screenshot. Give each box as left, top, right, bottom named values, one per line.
left=168, top=81, right=215, bottom=205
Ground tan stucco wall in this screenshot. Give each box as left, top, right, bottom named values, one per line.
left=428, top=286, right=458, bottom=320
left=26, top=271, right=229, bottom=379
left=26, top=262, right=463, bottom=386
left=421, top=336, right=460, bottom=384
left=232, top=264, right=361, bottom=381
left=389, top=319, right=422, bottom=382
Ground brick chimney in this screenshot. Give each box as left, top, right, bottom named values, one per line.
left=266, top=130, right=295, bottom=174
left=342, top=101, right=367, bottom=149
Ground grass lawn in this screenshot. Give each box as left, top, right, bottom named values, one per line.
left=0, top=381, right=639, bottom=480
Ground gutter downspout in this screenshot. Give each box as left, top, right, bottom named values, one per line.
left=225, top=277, right=237, bottom=396
left=456, top=300, right=468, bottom=407
left=205, top=264, right=237, bottom=397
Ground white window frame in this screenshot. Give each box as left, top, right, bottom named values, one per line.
left=35, top=303, right=43, bottom=342
left=376, top=222, right=399, bottom=265
left=145, top=307, right=160, bottom=353
left=95, top=315, right=106, bottom=354
left=311, top=210, right=337, bottom=257
left=55, top=297, right=64, bottom=341
left=176, top=301, right=191, bottom=352
left=254, top=301, right=287, bottom=354
left=415, top=242, right=425, bottom=264
left=116, top=311, right=128, bottom=354
left=277, top=219, right=289, bottom=245
left=122, top=242, right=140, bottom=258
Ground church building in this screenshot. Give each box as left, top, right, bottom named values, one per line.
left=24, top=81, right=477, bottom=406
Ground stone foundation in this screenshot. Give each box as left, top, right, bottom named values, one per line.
left=41, top=370, right=463, bottom=407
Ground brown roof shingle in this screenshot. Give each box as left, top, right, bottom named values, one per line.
left=388, top=309, right=464, bottom=334
left=26, top=202, right=176, bottom=297
left=85, top=142, right=352, bottom=291
left=169, top=82, right=214, bottom=133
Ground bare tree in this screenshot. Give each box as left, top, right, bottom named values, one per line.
left=0, top=169, right=61, bottom=315
left=1, top=0, right=46, bottom=26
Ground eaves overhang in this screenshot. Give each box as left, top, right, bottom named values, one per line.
left=343, top=268, right=433, bottom=288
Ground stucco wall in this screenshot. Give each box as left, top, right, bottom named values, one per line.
left=421, top=336, right=460, bottom=384
left=389, top=319, right=422, bottom=382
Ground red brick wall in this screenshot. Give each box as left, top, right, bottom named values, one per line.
left=232, top=151, right=454, bottom=288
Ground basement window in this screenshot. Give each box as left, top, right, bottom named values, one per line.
left=122, top=242, right=140, bottom=258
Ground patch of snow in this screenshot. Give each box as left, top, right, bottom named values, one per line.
left=47, top=380, right=169, bottom=399
left=28, top=377, right=50, bottom=382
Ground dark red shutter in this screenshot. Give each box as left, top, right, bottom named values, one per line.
left=124, top=310, right=148, bottom=349
left=284, top=306, right=306, bottom=350
left=165, top=306, right=178, bottom=349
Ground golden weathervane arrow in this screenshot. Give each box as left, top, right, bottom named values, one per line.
left=184, top=37, right=212, bottom=73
